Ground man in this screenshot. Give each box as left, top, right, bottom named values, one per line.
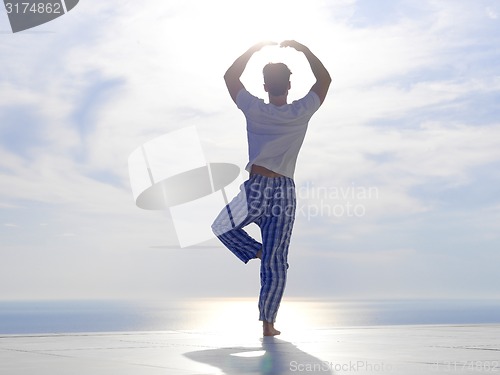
left=212, top=40, right=331, bottom=336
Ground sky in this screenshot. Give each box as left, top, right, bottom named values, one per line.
left=0, top=0, right=499, bottom=301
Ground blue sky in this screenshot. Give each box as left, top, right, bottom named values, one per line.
left=1, top=0, right=499, bottom=300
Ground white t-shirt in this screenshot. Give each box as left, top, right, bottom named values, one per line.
left=236, top=89, right=321, bottom=179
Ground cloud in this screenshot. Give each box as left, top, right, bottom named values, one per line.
left=0, top=0, right=499, bottom=299
left=486, top=7, right=498, bottom=20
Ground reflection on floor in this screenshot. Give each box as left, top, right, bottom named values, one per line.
left=1, top=325, right=499, bottom=374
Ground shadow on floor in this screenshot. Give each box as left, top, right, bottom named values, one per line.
left=184, top=336, right=334, bottom=374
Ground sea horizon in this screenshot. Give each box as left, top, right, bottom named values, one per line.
left=1, top=297, right=500, bottom=335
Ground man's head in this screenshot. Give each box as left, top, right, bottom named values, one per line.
left=263, top=63, right=292, bottom=97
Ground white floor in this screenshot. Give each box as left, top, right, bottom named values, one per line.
left=1, top=325, right=499, bottom=374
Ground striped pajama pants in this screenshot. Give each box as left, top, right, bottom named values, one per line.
left=211, top=174, right=296, bottom=323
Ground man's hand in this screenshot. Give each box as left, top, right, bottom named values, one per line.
left=251, top=41, right=278, bottom=52
left=280, top=40, right=308, bottom=52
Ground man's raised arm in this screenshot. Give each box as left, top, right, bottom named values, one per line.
left=280, top=40, right=331, bottom=104
left=224, top=41, right=277, bottom=103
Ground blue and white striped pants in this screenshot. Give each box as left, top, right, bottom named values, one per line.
left=211, top=174, right=296, bottom=323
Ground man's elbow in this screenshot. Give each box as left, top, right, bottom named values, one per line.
left=316, top=73, right=332, bottom=91
left=224, top=69, right=235, bottom=82
left=323, top=74, right=332, bottom=93
left=325, top=72, right=332, bottom=85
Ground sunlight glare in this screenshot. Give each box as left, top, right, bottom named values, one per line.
left=230, top=350, right=266, bottom=358
left=192, top=298, right=331, bottom=336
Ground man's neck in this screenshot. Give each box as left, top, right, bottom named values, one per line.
left=269, top=94, right=287, bottom=106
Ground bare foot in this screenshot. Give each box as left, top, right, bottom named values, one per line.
left=263, top=321, right=281, bottom=336
left=255, top=249, right=262, bottom=260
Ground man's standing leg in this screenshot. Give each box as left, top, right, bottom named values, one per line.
left=258, top=177, right=296, bottom=335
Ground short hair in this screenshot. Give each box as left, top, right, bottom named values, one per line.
left=263, top=63, right=292, bottom=96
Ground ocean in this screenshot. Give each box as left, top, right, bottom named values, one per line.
left=1, top=298, right=500, bottom=335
